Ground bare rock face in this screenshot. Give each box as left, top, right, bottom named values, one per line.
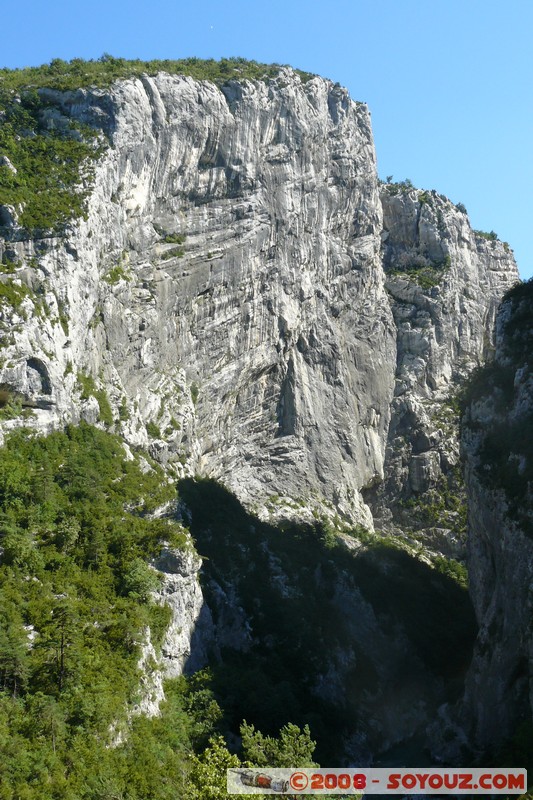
left=152, top=546, right=214, bottom=677
left=366, top=188, right=517, bottom=554
left=0, top=72, right=517, bottom=532
left=0, top=70, right=399, bottom=527
left=0, top=68, right=522, bottom=755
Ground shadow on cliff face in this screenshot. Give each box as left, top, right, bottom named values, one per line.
left=178, top=478, right=477, bottom=764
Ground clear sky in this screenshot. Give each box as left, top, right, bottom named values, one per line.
left=2, top=0, right=531, bottom=277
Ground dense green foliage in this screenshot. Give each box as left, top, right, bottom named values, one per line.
left=0, top=55, right=315, bottom=94
left=0, top=278, right=31, bottom=313
left=0, top=87, right=104, bottom=232
left=0, top=423, right=192, bottom=796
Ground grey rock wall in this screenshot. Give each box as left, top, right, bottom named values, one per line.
left=0, top=73, right=517, bottom=532
left=1, top=70, right=400, bottom=527
left=367, top=188, right=517, bottom=554
left=152, top=545, right=214, bottom=677
left=0, top=69, right=522, bottom=749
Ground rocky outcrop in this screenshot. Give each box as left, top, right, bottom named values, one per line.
left=152, top=545, right=214, bottom=677
left=0, top=71, right=517, bottom=534
left=111, top=543, right=214, bottom=730
left=0, top=66, right=522, bottom=759
left=0, top=69, right=400, bottom=529
left=366, top=187, right=517, bottom=555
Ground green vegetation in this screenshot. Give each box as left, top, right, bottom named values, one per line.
left=474, top=229, right=512, bottom=251
left=76, top=372, right=114, bottom=426
left=153, top=225, right=187, bottom=245
left=387, top=255, right=451, bottom=290
left=190, top=382, right=199, bottom=405
left=474, top=228, right=498, bottom=241
left=104, top=264, right=131, bottom=284
left=433, top=556, right=468, bottom=588
left=146, top=420, right=162, bottom=438
left=0, top=279, right=31, bottom=313
left=0, top=422, right=323, bottom=797
left=0, top=55, right=315, bottom=94
left=57, top=301, right=70, bottom=335
left=0, top=423, right=198, bottom=797
left=76, top=370, right=98, bottom=400
left=400, top=469, right=467, bottom=537
left=119, top=395, right=130, bottom=422
left=0, top=252, right=21, bottom=273
left=188, top=719, right=317, bottom=799
left=161, top=246, right=185, bottom=260
left=165, top=417, right=181, bottom=437
left=0, top=395, right=26, bottom=421
left=503, top=278, right=533, bottom=302
left=383, top=177, right=414, bottom=195
left=95, top=389, right=113, bottom=426
left=0, top=87, right=104, bottom=233
left=162, top=233, right=186, bottom=244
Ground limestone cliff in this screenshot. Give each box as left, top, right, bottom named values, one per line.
left=0, top=69, right=517, bottom=532
left=0, top=69, right=398, bottom=528
left=0, top=65, right=522, bottom=762
left=367, top=187, right=518, bottom=557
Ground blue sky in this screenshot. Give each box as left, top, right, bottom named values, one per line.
left=2, top=0, right=532, bottom=277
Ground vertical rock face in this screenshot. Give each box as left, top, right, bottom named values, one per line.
left=450, top=283, right=533, bottom=755
left=0, top=70, right=399, bottom=526
left=152, top=546, right=214, bottom=677
left=0, top=66, right=523, bottom=757
left=367, top=188, right=517, bottom=555
left=0, top=72, right=517, bottom=530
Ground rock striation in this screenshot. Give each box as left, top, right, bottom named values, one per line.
left=0, top=70, right=517, bottom=531
left=366, top=188, right=518, bottom=555
left=0, top=66, right=522, bottom=758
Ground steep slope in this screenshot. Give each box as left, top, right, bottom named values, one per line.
left=0, top=60, right=523, bottom=770
left=1, top=68, right=397, bottom=527
left=0, top=67, right=518, bottom=532
left=366, top=185, right=517, bottom=557
left=435, top=280, right=533, bottom=761
left=178, top=477, right=477, bottom=764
